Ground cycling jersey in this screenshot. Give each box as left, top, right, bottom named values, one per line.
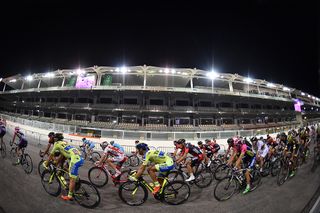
left=104, top=145, right=125, bottom=162
left=184, top=143, right=203, bottom=157
left=0, top=125, right=6, bottom=137
left=112, top=143, right=125, bottom=153
left=82, top=139, right=95, bottom=149
left=50, top=141, right=84, bottom=179
left=142, top=150, right=174, bottom=173
left=16, top=131, right=28, bottom=149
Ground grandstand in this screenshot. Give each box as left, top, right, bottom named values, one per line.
left=0, top=65, right=319, bottom=140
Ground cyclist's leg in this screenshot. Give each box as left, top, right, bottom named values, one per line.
left=64, top=155, right=84, bottom=200
left=186, top=157, right=197, bottom=181
left=153, top=159, right=174, bottom=193
left=243, top=156, right=255, bottom=194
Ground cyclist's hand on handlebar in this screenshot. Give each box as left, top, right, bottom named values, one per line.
left=129, top=175, right=137, bottom=182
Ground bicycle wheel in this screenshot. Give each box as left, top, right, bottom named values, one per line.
left=214, top=164, right=232, bottom=180
left=167, top=170, right=185, bottom=182
left=74, top=180, right=101, bottom=209
left=129, top=155, right=140, bottom=167
left=9, top=148, right=17, bottom=164
left=123, top=157, right=130, bottom=167
left=277, top=160, right=289, bottom=186
left=88, top=166, right=108, bottom=187
left=261, top=161, right=270, bottom=177
left=38, top=159, right=45, bottom=176
left=214, top=177, right=238, bottom=201
left=194, top=168, right=213, bottom=188
left=21, top=154, right=33, bottom=174
left=0, top=142, right=6, bottom=158
left=41, top=170, right=61, bottom=196
left=209, top=159, right=221, bottom=173
left=250, top=170, right=261, bottom=191
left=271, top=159, right=281, bottom=177
left=117, top=170, right=130, bottom=184
left=91, top=152, right=101, bottom=161
left=118, top=181, right=148, bottom=206
left=162, top=180, right=190, bottom=205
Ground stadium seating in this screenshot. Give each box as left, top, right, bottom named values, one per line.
left=145, top=124, right=168, bottom=130
left=116, top=122, right=140, bottom=129
left=146, top=105, right=168, bottom=111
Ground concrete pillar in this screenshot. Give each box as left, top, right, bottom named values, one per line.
left=229, top=81, right=233, bottom=92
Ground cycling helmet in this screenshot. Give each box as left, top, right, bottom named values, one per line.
left=136, top=143, right=149, bottom=151
left=250, top=136, right=258, bottom=142
left=205, top=139, right=211, bottom=143
left=135, top=140, right=140, bottom=144
left=100, top=141, right=109, bottom=150
left=227, top=138, right=234, bottom=145
left=176, top=139, right=186, bottom=145
left=110, top=141, right=115, bottom=145
left=198, top=141, right=203, bottom=146
left=54, top=133, right=64, bottom=141
left=48, top=132, right=55, bottom=137
left=82, top=138, right=86, bottom=141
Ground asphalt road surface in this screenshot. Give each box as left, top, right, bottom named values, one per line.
left=0, top=133, right=319, bottom=213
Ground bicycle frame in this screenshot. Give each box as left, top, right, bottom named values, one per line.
left=132, top=175, right=169, bottom=196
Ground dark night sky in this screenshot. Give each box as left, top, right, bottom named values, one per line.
left=0, top=1, right=319, bottom=95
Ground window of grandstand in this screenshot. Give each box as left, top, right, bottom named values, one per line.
left=149, top=99, right=164, bottom=105
left=198, top=101, right=212, bottom=107
left=123, top=98, right=138, bottom=104
left=212, top=80, right=229, bottom=91
left=221, top=118, right=234, bottom=125
left=122, top=116, right=137, bottom=123
left=217, top=102, right=233, bottom=108
left=146, top=74, right=190, bottom=87
left=232, top=82, right=245, bottom=91
left=47, top=98, right=58, bottom=102
left=64, top=76, right=77, bottom=87
left=239, top=119, right=251, bottom=124
left=98, top=98, right=113, bottom=104
left=200, top=118, right=214, bottom=125
left=236, top=103, right=249, bottom=108
left=176, top=100, right=189, bottom=106
left=175, top=117, right=190, bottom=125
left=75, top=114, right=86, bottom=121
left=77, top=98, right=93, bottom=103
left=251, top=104, right=261, bottom=109
left=40, top=77, right=63, bottom=88
left=44, top=112, right=51, bottom=117
left=148, top=117, right=164, bottom=124
left=60, top=97, right=70, bottom=102
left=57, top=113, right=67, bottom=119
left=96, top=115, right=116, bottom=122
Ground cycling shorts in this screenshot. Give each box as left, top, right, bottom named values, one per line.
left=155, top=157, right=174, bottom=173
left=191, top=154, right=204, bottom=167
left=18, top=138, right=28, bottom=149
left=243, top=154, right=256, bottom=169
left=69, top=155, right=84, bottom=179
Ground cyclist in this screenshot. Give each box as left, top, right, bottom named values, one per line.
left=197, top=140, right=212, bottom=166
left=40, top=132, right=55, bottom=157
left=176, top=139, right=204, bottom=182
left=129, top=143, right=174, bottom=194
left=206, top=138, right=220, bottom=158
left=43, top=133, right=84, bottom=201
left=256, top=138, right=269, bottom=172
left=109, top=140, right=125, bottom=153
left=172, top=140, right=180, bottom=158
left=226, top=137, right=255, bottom=194
left=12, top=127, right=28, bottom=165
left=0, top=120, right=6, bottom=150
left=80, top=138, right=95, bottom=161
left=96, top=141, right=125, bottom=178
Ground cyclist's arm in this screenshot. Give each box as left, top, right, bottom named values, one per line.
left=235, top=152, right=244, bottom=169
left=176, top=149, right=189, bottom=164
left=42, top=143, right=52, bottom=156
left=135, top=164, right=147, bottom=178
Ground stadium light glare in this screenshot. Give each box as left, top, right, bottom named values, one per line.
left=171, top=69, right=176, bottom=74
left=182, top=72, right=188, bottom=75
left=9, top=79, right=16, bottom=83
left=267, top=83, right=275, bottom=88
left=115, top=68, right=120, bottom=72
left=308, top=95, right=311, bottom=98
left=301, top=92, right=305, bottom=96
left=206, top=71, right=219, bottom=80
left=120, top=66, right=128, bottom=73
left=25, top=75, right=33, bottom=81
left=283, top=87, right=290, bottom=91
left=243, top=78, right=253, bottom=83
left=177, top=71, right=181, bottom=74
left=164, top=68, right=170, bottom=74
left=44, top=72, right=55, bottom=78
left=312, top=96, right=316, bottom=100
left=159, top=69, right=163, bottom=73
left=0, top=78, right=2, bottom=82
left=76, top=68, right=85, bottom=75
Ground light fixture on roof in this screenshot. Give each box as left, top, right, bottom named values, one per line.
left=267, top=83, right=275, bottom=88
left=171, top=69, right=176, bottom=74
left=76, top=68, right=85, bottom=75
left=182, top=72, right=188, bottom=75
left=283, top=87, right=290, bottom=91
left=25, top=75, right=33, bottom=81
left=308, top=95, right=311, bottom=98
left=44, top=72, right=55, bottom=78
left=120, top=66, right=128, bottom=73
left=115, top=68, right=120, bottom=72
left=177, top=71, right=181, bottom=74
left=301, top=92, right=305, bottom=96
left=312, top=97, right=316, bottom=100
left=0, top=78, right=2, bottom=82
left=243, top=77, right=253, bottom=83
left=206, top=70, right=219, bottom=80
left=159, top=69, right=163, bottom=73
left=9, top=79, right=16, bottom=83
left=164, top=68, right=170, bottom=74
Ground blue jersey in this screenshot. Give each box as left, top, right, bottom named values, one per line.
left=83, top=139, right=95, bottom=147
left=113, top=143, right=124, bottom=153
